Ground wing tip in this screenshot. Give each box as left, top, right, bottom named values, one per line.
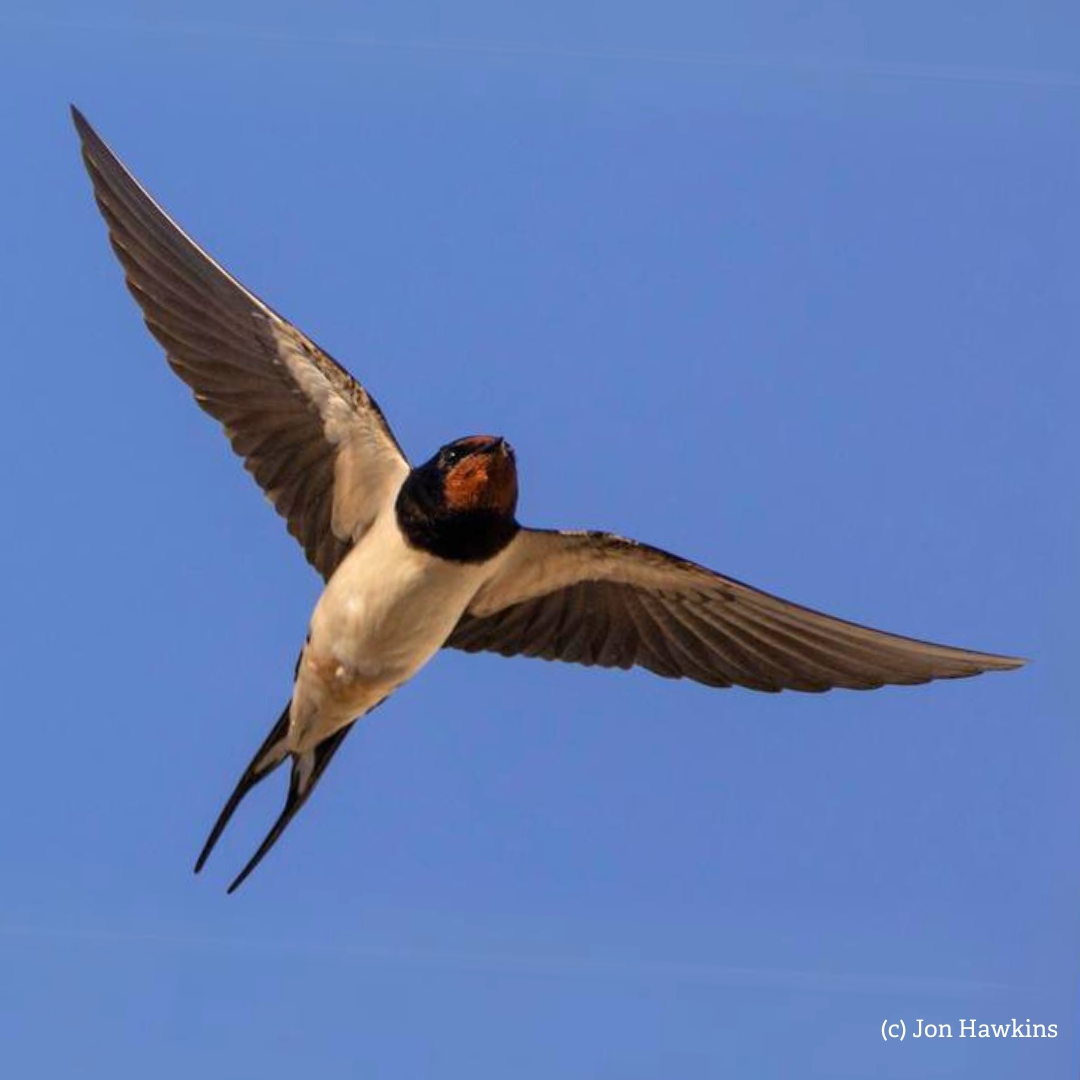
left=70, top=103, right=95, bottom=144
left=978, top=652, right=1028, bottom=672
left=71, top=104, right=112, bottom=180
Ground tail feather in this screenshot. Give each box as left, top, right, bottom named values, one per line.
left=195, top=684, right=373, bottom=890
left=225, top=722, right=355, bottom=894
left=194, top=701, right=293, bottom=875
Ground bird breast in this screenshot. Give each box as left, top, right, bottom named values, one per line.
left=306, top=510, right=490, bottom=688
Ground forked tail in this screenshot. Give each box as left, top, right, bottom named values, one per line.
left=194, top=701, right=356, bottom=892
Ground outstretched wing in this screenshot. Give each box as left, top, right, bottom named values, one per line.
left=73, top=107, right=410, bottom=581
left=447, top=529, right=1025, bottom=692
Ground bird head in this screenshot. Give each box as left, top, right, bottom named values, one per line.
left=433, top=435, right=518, bottom=517
left=396, top=435, right=520, bottom=561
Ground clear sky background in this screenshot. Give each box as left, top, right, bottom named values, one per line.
left=1, top=3, right=1076, bottom=1077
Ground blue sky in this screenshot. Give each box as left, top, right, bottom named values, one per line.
left=1, top=3, right=1076, bottom=1077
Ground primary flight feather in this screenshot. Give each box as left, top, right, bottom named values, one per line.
left=72, top=107, right=1024, bottom=892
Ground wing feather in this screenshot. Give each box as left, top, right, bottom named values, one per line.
left=446, top=529, right=1025, bottom=693
left=74, top=107, right=409, bottom=581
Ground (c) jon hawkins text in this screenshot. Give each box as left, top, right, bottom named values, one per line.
left=881, top=1018, right=1057, bottom=1041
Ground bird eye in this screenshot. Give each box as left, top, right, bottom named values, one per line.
left=441, top=446, right=465, bottom=467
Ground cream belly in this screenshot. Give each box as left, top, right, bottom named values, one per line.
left=288, top=509, right=489, bottom=752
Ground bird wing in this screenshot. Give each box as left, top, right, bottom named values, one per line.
left=446, top=528, right=1024, bottom=691
left=73, top=107, right=410, bottom=581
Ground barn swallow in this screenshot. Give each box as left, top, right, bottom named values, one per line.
left=72, top=107, right=1024, bottom=892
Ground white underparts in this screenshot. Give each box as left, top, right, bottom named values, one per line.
left=287, top=507, right=492, bottom=754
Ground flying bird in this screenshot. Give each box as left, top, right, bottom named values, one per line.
left=72, top=107, right=1024, bottom=892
